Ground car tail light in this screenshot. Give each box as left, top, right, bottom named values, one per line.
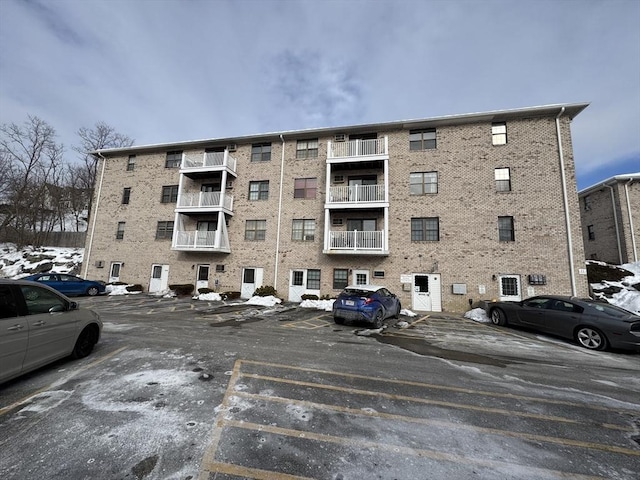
left=364, top=297, right=374, bottom=305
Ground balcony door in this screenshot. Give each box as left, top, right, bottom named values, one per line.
left=197, top=221, right=216, bottom=246
left=348, top=176, right=376, bottom=201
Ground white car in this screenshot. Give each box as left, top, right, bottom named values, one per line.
left=0, top=279, right=103, bottom=384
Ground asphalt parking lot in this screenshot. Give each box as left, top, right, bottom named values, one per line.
left=1, top=295, right=639, bottom=480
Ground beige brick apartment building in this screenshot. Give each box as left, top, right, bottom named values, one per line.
left=83, top=103, right=590, bottom=312
left=579, top=173, right=639, bottom=265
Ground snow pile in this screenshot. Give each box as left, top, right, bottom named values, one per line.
left=245, top=295, right=282, bottom=307
left=400, top=308, right=418, bottom=317
left=0, top=244, right=83, bottom=278
left=464, top=308, right=491, bottom=323
left=105, top=284, right=141, bottom=296
left=300, top=299, right=334, bottom=311
left=193, top=292, right=222, bottom=301
left=591, top=261, right=640, bottom=315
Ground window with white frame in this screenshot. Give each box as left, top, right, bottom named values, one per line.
left=495, top=168, right=511, bottom=191
left=116, top=222, right=125, bottom=240
left=249, top=181, right=269, bottom=200
left=127, top=155, right=136, bottom=171
left=296, top=139, right=319, bottom=159
left=410, top=172, right=438, bottom=195
left=492, top=122, right=507, bottom=145
left=292, top=219, right=315, bottom=241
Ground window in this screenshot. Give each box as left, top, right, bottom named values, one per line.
left=296, top=138, right=319, bottom=159
left=116, top=222, right=125, bottom=240
left=294, top=178, right=317, bottom=198
left=20, top=285, right=66, bottom=315
left=216, top=264, right=225, bottom=273
left=411, top=217, right=440, bottom=241
left=333, top=269, right=348, bottom=290
left=251, top=143, right=271, bottom=162
left=292, top=219, right=315, bottom=241
left=249, top=181, right=269, bottom=200
left=165, top=151, right=182, bottom=168
left=156, top=221, right=174, bottom=239
left=410, top=172, right=438, bottom=195
left=583, top=195, right=592, bottom=211
left=307, top=269, right=321, bottom=289
left=161, top=185, right=179, bottom=203
left=409, top=129, right=436, bottom=150
left=492, top=122, right=507, bottom=145
left=373, top=271, right=385, bottom=278
left=127, top=155, right=136, bottom=171
left=245, top=220, right=266, bottom=240
left=498, top=216, right=515, bottom=241
left=587, top=225, right=595, bottom=240
left=495, top=168, right=511, bottom=192
left=500, top=276, right=519, bottom=296
left=122, top=187, right=131, bottom=204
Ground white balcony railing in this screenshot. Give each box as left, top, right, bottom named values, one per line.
left=328, top=230, right=384, bottom=251
left=327, top=184, right=384, bottom=204
left=173, top=229, right=230, bottom=251
left=182, top=151, right=237, bottom=173
left=177, top=191, right=233, bottom=211
left=328, top=137, right=387, bottom=159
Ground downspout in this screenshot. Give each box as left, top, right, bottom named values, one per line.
left=83, top=151, right=106, bottom=279
left=624, top=179, right=638, bottom=261
left=606, top=184, right=623, bottom=264
left=273, top=135, right=286, bottom=290
left=555, top=107, right=577, bottom=295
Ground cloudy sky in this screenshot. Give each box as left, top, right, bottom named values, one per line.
left=1, top=0, right=638, bottom=190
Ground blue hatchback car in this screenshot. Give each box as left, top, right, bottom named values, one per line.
left=22, top=273, right=106, bottom=297
left=333, top=285, right=401, bottom=327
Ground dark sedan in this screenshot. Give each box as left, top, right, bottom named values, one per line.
left=487, top=295, right=640, bottom=351
left=333, top=285, right=401, bottom=328
left=22, top=273, right=106, bottom=297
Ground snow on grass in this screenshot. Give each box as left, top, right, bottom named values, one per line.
left=245, top=295, right=281, bottom=307
left=193, top=292, right=222, bottom=301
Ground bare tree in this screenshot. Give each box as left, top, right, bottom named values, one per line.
left=74, top=122, right=134, bottom=221
left=0, top=116, right=64, bottom=247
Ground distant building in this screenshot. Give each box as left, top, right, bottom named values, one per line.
left=579, top=173, right=639, bottom=265
left=83, top=103, right=590, bottom=312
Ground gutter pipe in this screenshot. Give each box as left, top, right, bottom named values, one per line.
left=624, top=179, right=638, bottom=261
left=606, top=185, right=623, bottom=264
left=83, top=151, right=106, bottom=279
left=555, top=107, right=577, bottom=296
left=274, top=135, right=285, bottom=289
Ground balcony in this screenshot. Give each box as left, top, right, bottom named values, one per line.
left=327, top=184, right=385, bottom=206
left=176, top=191, right=234, bottom=213
left=181, top=151, right=237, bottom=176
left=172, top=229, right=230, bottom=253
left=328, top=137, right=388, bottom=161
left=324, top=230, right=387, bottom=255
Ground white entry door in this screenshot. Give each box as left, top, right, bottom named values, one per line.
left=352, top=269, right=369, bottom=285
left=196, top=264, right=209, bottom=292
left=288, top=270, right=305, bottom=302
left=109, top=262, right=122, bottom=283
left=149, top=264, right=170, bottom=293
left=241, top=267, right=263, bottom=299
left=499, top=275, right=522, bottom=301
left=412, top=274, right=442, bottom=312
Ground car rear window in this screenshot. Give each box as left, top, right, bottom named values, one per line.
left=585, top=301, right=636, bottom=318
left=343, top=288, right=373, bottom=297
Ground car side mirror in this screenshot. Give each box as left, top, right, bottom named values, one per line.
left=69, top=301, right=79, bottom=311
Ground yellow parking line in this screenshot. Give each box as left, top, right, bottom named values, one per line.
left=201, top=460, right=314, bottom=480
left=234, top=390, right=640, bottom=456
left=239, top=360, right=640, bottom=416
left=0, top=346, right=128, bottom=416
left=219, top=419, right=606, bottom=480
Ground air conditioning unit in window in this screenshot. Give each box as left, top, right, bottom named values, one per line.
left=227, top=144, right=237, bottom=152
left=334, top=134, right=346, bottom=142
left=303, top=235, right=314, bottom=241
left=333, top=175, right=344, bottom=183
left=226, top=180, right=234, bottom=189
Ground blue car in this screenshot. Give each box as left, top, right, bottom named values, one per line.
left=22, top=273, right=106, bottom=297
left=333, top=285, right=401, bottom=327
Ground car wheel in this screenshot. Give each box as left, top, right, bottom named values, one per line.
left=334, top=316, right=345, bottom=325
left=575, top=326, right=608, bottom=351
left=490, top=308, right=507, bottom=326
left=87, top=286, right=99, bottom=296
left=72, top=325, right=99, bottom=359
left=393, top=302, right=401, bottom=319
left=373, top=309, right=384, bottom=328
